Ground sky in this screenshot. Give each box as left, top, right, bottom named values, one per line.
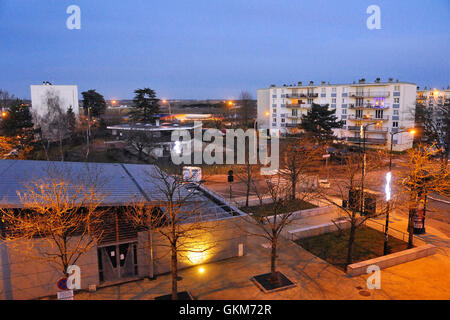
left=0, top=0, right=449, bottom=100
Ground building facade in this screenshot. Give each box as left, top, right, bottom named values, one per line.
left=30, top=83, right=79, bottom=118
left=257, top=78, right=417, bottom=151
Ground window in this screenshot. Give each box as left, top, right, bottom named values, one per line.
left=356, top=110, right=363, bottom=118
left=281, top=118, right=285, bottom=123
left=321, top=88, right=326, bottom=93
left=394, top=85, right=400, bottom=91
left=332, top=87, right=337, bottom=92
left=273, top=118, right=277, bottom=123
left=307, top=99, right=313, bottom=104
left=392, top=121, right=399, bottom=128
left=393, top=110, right=399, bottom=115
left=342, top=120, right=346, bottom=125
left=273, top=108, right=276, bottom=113
left=394, top=98, right=400, bottom=103
left=356, top=98, right=363, bottom=107
left=375, top=110, right=384, bottom=119
left=332, top=98, right=336, bottom=103
left=342, top=98, right=345, bottom=103
left=342, top=109, right=347, bottom=114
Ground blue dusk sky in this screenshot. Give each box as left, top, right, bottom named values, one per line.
left=0, top=0, right=449, bottom=100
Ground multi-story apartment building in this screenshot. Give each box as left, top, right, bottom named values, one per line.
left=257, top=78, right=417, bottom=151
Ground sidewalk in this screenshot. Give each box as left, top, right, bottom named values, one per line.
left=74, top=211, right=450, bottom=300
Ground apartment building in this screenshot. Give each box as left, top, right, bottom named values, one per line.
left=257, top=78, right=417, bottom=151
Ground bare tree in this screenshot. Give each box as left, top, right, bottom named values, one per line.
left=314, top=152, right=387, bottom=270
left=237, top=91, right=256, bottom=129
left=125, top=166, right=217, bottom=300
left=243, top=172, right=315, bottom=283
left=34, top=92, right=72, bottom=161
left=400, top=144, right=449, bottom=247
left=0, top=165, right=106, bottom=276
left=125, top=127, right=157, bottom=161
left=280, top=137, right=322, bottom=200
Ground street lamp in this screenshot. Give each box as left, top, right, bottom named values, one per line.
left=383, top=128, right=415, bottom=254
left=359, top=122, right=379, bottom=215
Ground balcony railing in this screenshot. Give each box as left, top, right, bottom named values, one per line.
left=348, top=104, right=391, bottom=109
left=286, top=123, right=302, bottom=128
left=286, top=103, right=311, bottom=108
left=286, top=93, right=318, bottom=99
left=347, top=115, right=390, bottom=121
left=286, top=114, right=301, bottom=119
left=347, top=126, right=389, bottom=133
left=346, top=137, right=387, bottom=145
left=348, top=91, right=390, bottom=98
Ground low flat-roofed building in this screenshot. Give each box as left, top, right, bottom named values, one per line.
left=0, top=159, right=247, bottom=300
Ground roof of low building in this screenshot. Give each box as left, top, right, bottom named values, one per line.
left=0, top=160, right=238, bottom=221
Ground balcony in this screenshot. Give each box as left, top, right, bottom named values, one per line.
left=286, top=93, right=318, bottom=99
left=348, top=91, right=390, bottom=98
left=286, top=103, right=311, bottom=108
left=346, top=137, right=387, bottom=145
left=286, top=123, right=302, bottom=128
left=347, top=126, right=389, bottom=133
left=347, top=115, right=390, bottom=121
left=287, top=114, right=301, bottom=119
left=348, top=103, right=391, bottom=109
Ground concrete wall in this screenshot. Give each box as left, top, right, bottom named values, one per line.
left=137, top=215, right=248, bottom=276
left=347, top=244, right=437, bottom=277
left=287, top=219, right=354, bottom=241
left=0, top=237, right=98, bottom=300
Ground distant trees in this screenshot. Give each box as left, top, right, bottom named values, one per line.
left=130, top=88, right=160, bottom=123
left=301, top=103, right=343, bottom=143
left=36, top=92, right=73, bottom=161
left=0, top=99, right=34, bottom=137
left=415, top=100, right=450, bottom=166
left=81, top=89, right=106, bottom=118
left=237, top=91, right=256, bottom=129
left=0, top=166, right=106, bottom=277
left=0, top=99, right=34, bottom=158
left=280, top=138, right=322, bottom=200
left=0, top=89, right=15, bottom=111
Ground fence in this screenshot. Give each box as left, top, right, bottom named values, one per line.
left=363, top=219, right=427, bottom=247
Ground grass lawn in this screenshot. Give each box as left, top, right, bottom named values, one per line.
left=241, top=198, right=317, bottom=216
left=295, top=226, right=410, bottom=270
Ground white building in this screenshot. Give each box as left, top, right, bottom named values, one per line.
left=257, top=78, right=417, bottom=151
left=30, top=83, right=79, bottom=119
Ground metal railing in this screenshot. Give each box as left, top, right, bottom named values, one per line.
left=347, top=115, right=390, bottom=121
left=348, top=91, right=390, bottom=98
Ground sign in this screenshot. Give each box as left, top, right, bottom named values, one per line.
left=322, top=154, right=331, bottom=159
left=57, top=290, right=74, bottom=300
left=57, top=277, right=68, bottom=291
left=227, top=170, right=234, bottom=183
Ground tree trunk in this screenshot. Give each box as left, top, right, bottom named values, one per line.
left=245, top=165, right=251, bottom=207
left=291, top=177, right=296, bottom=200
left=345, top=217, right=356, bottom=271
left=270, top=239, right=279, bottom=283
left=408, top=208, right=415, bottom=248
left=171, top=245, right=178, bottom=300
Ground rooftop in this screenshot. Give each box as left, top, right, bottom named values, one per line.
left=107, top=122, right=201, bottom=132
left=0, top=160, right=239, bottom=221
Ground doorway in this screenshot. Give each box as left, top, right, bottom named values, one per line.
left=98, top=242, right=138, bottom=282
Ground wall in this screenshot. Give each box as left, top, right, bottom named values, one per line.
left=0, top=237, right=98, bottom=300
left=137, top=215, right=247, bottom=277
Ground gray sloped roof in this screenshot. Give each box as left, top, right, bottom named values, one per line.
left=0, top=160, right=235, bottom=220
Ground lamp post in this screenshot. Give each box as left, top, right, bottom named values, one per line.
left=359, top=122, right=378, bottom=215
left=383, top=128, right=415, bottom=254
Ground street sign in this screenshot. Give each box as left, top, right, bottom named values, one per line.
left=57, top=290, right=74, bottom=300
left=57, top=277, right=68, bottom=291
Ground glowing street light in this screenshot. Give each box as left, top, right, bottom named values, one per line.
left=383, top=128, right=416, bottom=255
left=198, top=266, right=205, bottom=274
left=162, top=99, right=172, bottom=114
left=1, top=111, right=8, bottom=118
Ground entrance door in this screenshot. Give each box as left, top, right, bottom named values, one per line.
left=98, top=242, right=138, bottom=282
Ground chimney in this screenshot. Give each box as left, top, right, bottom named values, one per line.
left=359, top=78, right=366, bottom=84
left=297, top=81, right=302, bottom=86
left=270, top=84, right=276, bottom=87
left=309, top=81, right=314, bottom=86
left=375, top=78, right=380, bottom=83
left=321, top=81, right=326, bottom=85
left=388, top=78, right=393, bottom=83
left=396, top=79, right=399, bottom=83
